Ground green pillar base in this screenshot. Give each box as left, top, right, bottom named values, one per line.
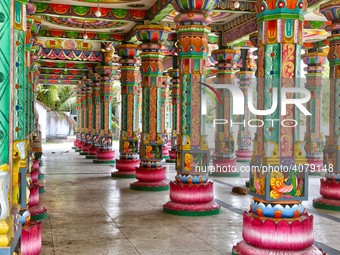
left=38, top=174, right=44, bottom=180
left=165, top=159, right=176, bottom=163
left=75, top=149, right=82, bottom=152
left=86, top=156, right=97, bottom=159
left=72, top=147, right=77, bottom=149
left=79, top=152, right=90, bottom=155
left=93, top=160, right=116, bottom=164
left=313, top=201, right=340, bottom=211
left=163, top=207, right=221, bottom=216
left=31, top=211, right=48, bottom=221
left=39, top=187, right=45, bottom=193
left=163, top=156, right=170, bottom=159
left=309, top=172, right=321, bottom=176
left=237, top=160, right=251, bottom=162
left=130, top=184, right=170, bottom=191
left=111, top=172, right=135, bottom=178
left=209, top=172, right=240, bottom=177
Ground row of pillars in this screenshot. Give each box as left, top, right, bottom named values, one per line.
left=71, top=0, right=340, bottom=253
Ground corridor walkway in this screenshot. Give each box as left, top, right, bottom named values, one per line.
left=39, top=142, right=340, bottom=255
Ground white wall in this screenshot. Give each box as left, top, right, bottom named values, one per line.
left=46, top=111, right=74, bottom=138
left=35, top=102, right=47, bottom=142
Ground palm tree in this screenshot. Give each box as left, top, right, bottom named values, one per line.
left=36, top=85, right=77, bottom=132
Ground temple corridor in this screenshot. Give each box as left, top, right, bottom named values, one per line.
left=39, top=142, right=340, bottom=255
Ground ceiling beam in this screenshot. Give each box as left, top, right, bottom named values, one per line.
left=35, top=29, right=126, bottom=42
left=33, top=3, right=147, bottom=23
left=214, top=0, right=255, bottom=13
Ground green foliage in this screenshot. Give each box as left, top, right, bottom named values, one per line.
left=205, top=96, right=216, bottom=124
left=36, top=85, right=76, bottom=112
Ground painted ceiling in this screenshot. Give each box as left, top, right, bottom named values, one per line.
left=32, top=0, right=333, bottom=85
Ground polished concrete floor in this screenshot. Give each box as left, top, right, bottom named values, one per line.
left=39, top=142, right=340, bottom=255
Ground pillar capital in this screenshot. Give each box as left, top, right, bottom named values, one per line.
left=171, top=0, right=218, bottom=12
left=115, top=44, right=140, bottom=59
left=135, top=24, right=171, bottom=43
left=255, top=0, right=307, bottom=19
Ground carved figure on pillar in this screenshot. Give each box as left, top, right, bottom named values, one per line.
left=313, top=0, right=340, bottom=211
left=112, top=44, right=141, bottom=178
left=163, top=0, right=221, bottom=216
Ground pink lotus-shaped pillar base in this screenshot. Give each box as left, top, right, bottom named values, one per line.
left=77, top=141, right=84, bottom=150
left=28, top=205, right=47, bottom=217
left=74, top=140, right=79, bottom=147
left=242, top=211, right=314, bottom=250
left=113, top=159, right=140, bottom=176
left=32, top=160, right=39, bottom=170
left=163, top=181, right=220, bottom=212
left=163, top=146, right=169, bottom=157
left=96, top=150, right=115, bottom=161
left=236, top=150, right=252, bottom=161
left=212, top=159, right=238, bottom=175
left=169, top=181, right=214, bottom=203
left=307, top=159, right=323, bottom=173
left=29, top=184, right=40, bottom=207
left=232, top=240, right=325, bottom=255
left=131, top=167, right=169, bottom=188
left=169, top=150, right=176, bottom=160
left=31, top=170, right=39, bottom=184
left=313, top=196, right=340, bottom=208
left=88, top=147, right=99, bottom=157
left=82, top=143, right=91, bottom=153
left=319, top=178, right=340, bottom=199
left=135, top=167, right=167, bottom=182
left=21, top=220, right=42, bottom=255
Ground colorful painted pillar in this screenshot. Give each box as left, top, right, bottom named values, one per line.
left=163, top=0, right=221, bottom=215
left=112, top=44, right=141, bottom=177
left=93, top=42, right=119, bottom=164
left=77, top=83, right=86, bottom=151
left=233, top=0, right=323, bottom=253
left=75, top=84, right=83, bottom=152
left=137, top=83, right=142, bottom=152
left=87, top=71, right=101, bottom=159
left=80, top=77, right=93, bottom=155
left=0, top=0, right=22, bottom=250
left=302, top=45, right=327, bottom=175
left=235, top=49, right=255, bottom=163
left=161, top=73, right=170, bottom=159
left=137, top=84, right=142, bottom=133
left=130, top=24, right=171, bottom=191
left=13, top=2, right=27, bottom=207
left=168, top=82, right=173, bottom=139
left=211, top=48, right=240, bottom=177
left=313, top=1, right=340, bottom=211
left=167, top=58, right=180, bottom=163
